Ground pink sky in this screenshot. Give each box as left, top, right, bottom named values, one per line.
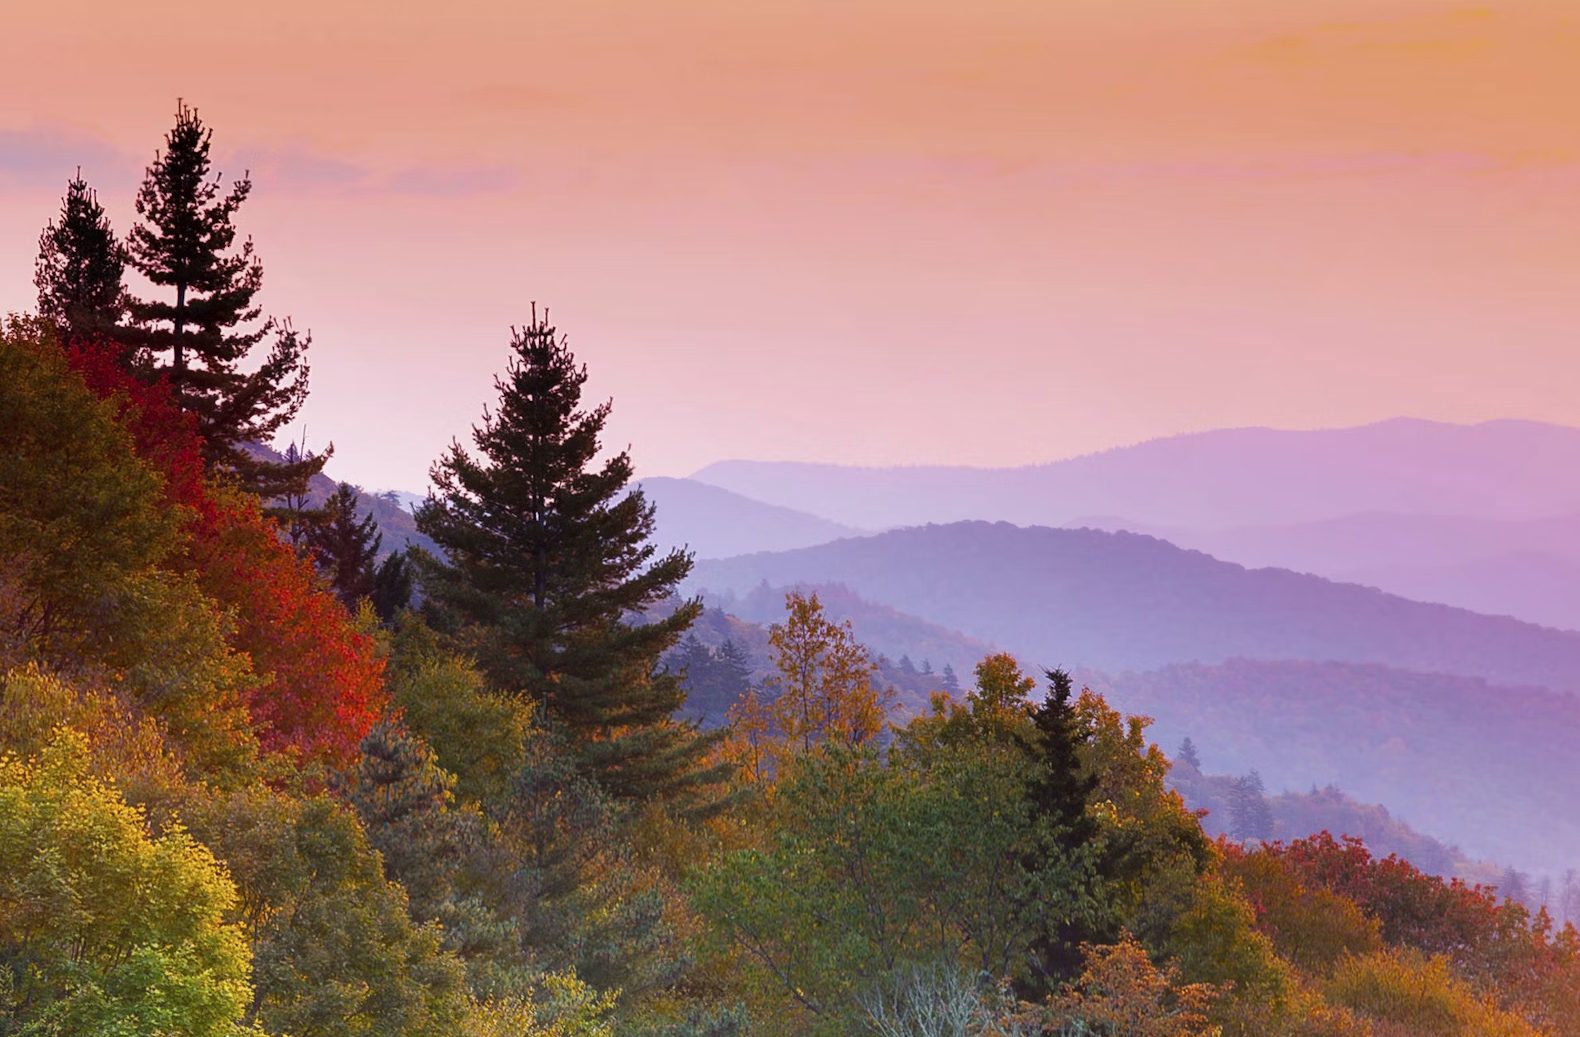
left=4, top=0, right=1580, bottom=491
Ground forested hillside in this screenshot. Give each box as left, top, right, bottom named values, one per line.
left=1090, top=659, right=1580, bottom=877
left=689, top=520, right=1580, bottom=689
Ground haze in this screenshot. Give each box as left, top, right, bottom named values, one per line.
left=5, top=0, right=1580, bottom=489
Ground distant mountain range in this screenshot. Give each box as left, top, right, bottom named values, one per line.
left=1081, top=511, right=1580, bottom=631
left=691, top=418, right=1580, bottom=530
left=1092, top=658, right=1580, bottom=877
left=634, top=477, right=861, bottom=559
left=688, top=521, right=1580, bottom=692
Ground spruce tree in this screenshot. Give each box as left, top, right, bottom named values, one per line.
left=35, top=171, right=129, bottom=352
left=416, top=311, right=726, bottom=811
left=1021, top=667, right=1102, bottom=990
left=1177, top=736, right=1202, bottom=771
left=125, top=101, right=322, bottom=498
left=309, top=483, right=381, bottom=608
left=940, top=662, right=960, bottom=694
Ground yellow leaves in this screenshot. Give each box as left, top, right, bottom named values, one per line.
left=1034, top=935, right=1223, bottom=1037
left=1326, top=948, right=1546, bottom=1037
left=724, top=592, right=894, bottom=787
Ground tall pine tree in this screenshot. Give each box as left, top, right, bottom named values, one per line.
left=125, top=101, right=322, bottom=498
left=416, top=310, right=726, bottom=811
left=35, top=171, right=129, bottom=352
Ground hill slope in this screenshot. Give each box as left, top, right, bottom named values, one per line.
left=688, top=521, right=1580, bottom=692
left=1112, top=511, right=1580, bottom=629
left=1092, top=658, right=1580, bottom=876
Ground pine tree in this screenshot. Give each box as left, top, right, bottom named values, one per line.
left=278, top=438, right=328, bottom=548
left=716, top=639, right=755, bottom=705
left=940, top=663, right=961, bottom=694
left=371, top=552, right=414, bottom=624
left=1025, top=668, right=1098, bottom=843
left=1021, top=667, right=1102, bottom=989
left=309, top=483, right=381, bottom=609
left=1177, top=736, right=1202, bottom=771
left=416, top=310, right=726, bottom=810
left=125, top=101, right=322, bottom=498
left=343, top=719, right=477, bottom=924
left=1228, top=770, right=1275, bottom=842
left=35, top=171, right=129, bottom=352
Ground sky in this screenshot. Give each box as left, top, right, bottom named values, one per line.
left=4, top=0, right=1580, bottom=491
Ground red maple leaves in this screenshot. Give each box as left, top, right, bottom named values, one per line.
left=67, top=343, right=384, bottom=765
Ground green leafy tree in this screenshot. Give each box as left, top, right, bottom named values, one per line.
left=0, top=325, right=258, bottom=772
left=125, top=101, right=321, bottom=497
left=187, top=791, right=470, bottom=1037
left=385, top=618, right=536, bottom=808
left=416, top=311, right=723, bottom=810
left=489, top=725, right=687, bottom=1003
left=693, top=740, right=1085, bottom=1033
left=0, top=733, right=258, bottom=1037
left=35, top=171, right=129, bottom=352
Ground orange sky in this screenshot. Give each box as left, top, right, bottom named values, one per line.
left=4, top=1, right=1580, bottom=490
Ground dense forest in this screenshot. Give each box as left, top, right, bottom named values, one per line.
left=5, top=106, right=1580, bottom=1037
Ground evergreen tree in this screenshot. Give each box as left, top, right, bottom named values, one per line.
left=716, top=639, right=755, bottom=704
left=372, top=552, right=414, bottom=624
left=278, top=438, right=328, bottom=548
left=940, top=663, right=961, bottom=694
left=1228, top=770, right=1275, bottom=842
left=416, top=311, right=726, bottom=810
left=1021, top=667, right=1102, bottom=990
left=309, top=482, right=381, bottom=609
left=125, top=101, right=322, bottom=497
left=35, top=171, right=129, bottom=352
left=1177, top=736, right=1202, bottom=771
left=343, top=720, right=477, bottom=925
left=1025, top=668, right=1099, bottom=844
left=672, top=634, right=717, bottom=718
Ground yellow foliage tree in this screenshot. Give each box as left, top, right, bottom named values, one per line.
left=726, top=591, right=893, bottom=784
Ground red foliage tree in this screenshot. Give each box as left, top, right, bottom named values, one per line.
left=65, top=342, right=383, bottom=764
left=1248, top=832, right=1580, bottom=1034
